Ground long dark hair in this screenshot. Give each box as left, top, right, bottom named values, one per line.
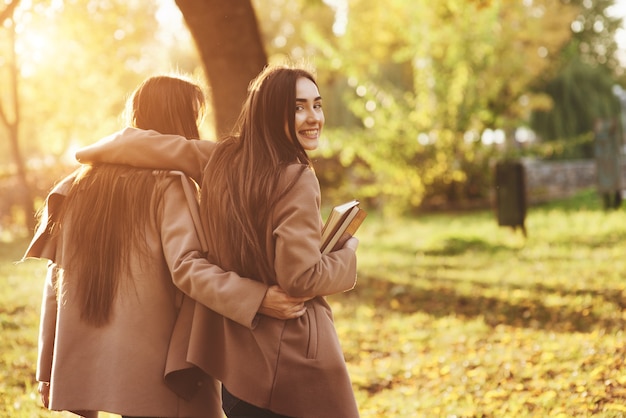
left=200, top=65, right=317, bottom=282
left=56, top=74, right=205, bottom=326
left=127, top=74, right=206, bottom=139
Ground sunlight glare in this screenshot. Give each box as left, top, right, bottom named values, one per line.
left=13, top=1, right=64, bottom=77
left=15, top=26, right=54, bottom=77
left=155, top=0, right=190, bottom=46
left=323, top=0, right=348, bottom=36
left=609, top=0, right=626, bottom=66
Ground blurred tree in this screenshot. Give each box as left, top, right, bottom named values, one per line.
left=531, top=56, right=619, bottom=157
left=319, top=0, right=576, bottom=211
left=175, top=0, right=267, bottom=136
left=0, top=0, right=19, bottom=22
left=251, top=0, right=334, bottom=62
left=251, top=0, right=352, bottom=126
left=0, top=0, right=179, bottom=233
left=530, top=0, right=623, bottom=154
left=1, top=0, right=171, bottom=166
left=567, top=0, right=622, bottom=72
left=0, top=0, right=35, bottom=231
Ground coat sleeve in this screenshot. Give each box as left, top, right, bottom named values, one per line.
left=36, top=262, right=58, bottom=383
left=75, top=128, right=214, bottom=183
left=272, top=166, right=357, bottom=298
left=158, top=172, right=267, bottom=329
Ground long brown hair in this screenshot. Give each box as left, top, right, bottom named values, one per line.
left=126, top=74, right=206, bottom=139
left=200, top=65, right=316, bottom=282
left=56, top=74, right=205, bottom=327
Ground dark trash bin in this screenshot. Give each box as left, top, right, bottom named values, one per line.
left=494, top=161, right=527, bottom=236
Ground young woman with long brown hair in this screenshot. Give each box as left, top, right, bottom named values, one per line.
left=199, top=65, right=360, bottom=418
left=23, top=74, right=309, bottom=418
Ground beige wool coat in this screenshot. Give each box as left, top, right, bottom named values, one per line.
left=77, top=129, right=361, bottom=418
left=24, top=163, right=268, bottom=417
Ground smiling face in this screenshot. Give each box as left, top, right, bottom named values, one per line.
left=288, top=77, right=324, bottom=151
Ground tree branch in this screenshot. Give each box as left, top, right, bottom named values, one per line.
left=0, top=0, right=20, bottom=25
left=0, top=0, right=19, bottom=130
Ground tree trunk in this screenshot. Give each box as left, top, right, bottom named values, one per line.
left=0, top=0, right=20, bottom=23
left=1, top=11, right=36, bottom=233
left=175, top=0, right=267, bottom=136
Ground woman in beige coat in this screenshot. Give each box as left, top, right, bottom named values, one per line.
left=76, top=65, right=360, bottom=418
left=23, top=75, right=308, bottom=418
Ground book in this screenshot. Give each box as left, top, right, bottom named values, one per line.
left=321, top=200, right=367, bottom=254
left=321, top=200, right=360, bottom=242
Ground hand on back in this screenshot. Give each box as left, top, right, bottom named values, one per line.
left=259, top=285, right=311, bottom=319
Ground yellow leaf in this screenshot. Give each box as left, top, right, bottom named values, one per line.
left=605, top=403, right=626, bottom=412
left=541, top=390, right=557, bottom=401
left=590, top=365, right=605, bottom=379
left=484, top=389, right=508, bottom=399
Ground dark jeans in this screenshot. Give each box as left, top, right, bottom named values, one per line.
left=222, top=386, right=295, bottom=418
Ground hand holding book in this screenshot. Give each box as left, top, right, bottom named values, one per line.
left=320, top=200, right=367, bottom=254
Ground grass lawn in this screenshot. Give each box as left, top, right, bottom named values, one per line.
left=2, top=189, right=626, bottom=417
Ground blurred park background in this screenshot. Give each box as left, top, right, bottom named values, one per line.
left=3, top=0, right=626, bottom=416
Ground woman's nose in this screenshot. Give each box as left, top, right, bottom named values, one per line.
left=307, top=110, right=321, bottom=122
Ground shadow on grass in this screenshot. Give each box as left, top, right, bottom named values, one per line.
left=421, top=236, right=513, bottom=256
left=418, top=230, right=626, bottom=257
left=348, top=275, right=625, bottom=334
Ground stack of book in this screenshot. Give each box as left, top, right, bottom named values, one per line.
left=320, top=199, right=367, bottom=254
